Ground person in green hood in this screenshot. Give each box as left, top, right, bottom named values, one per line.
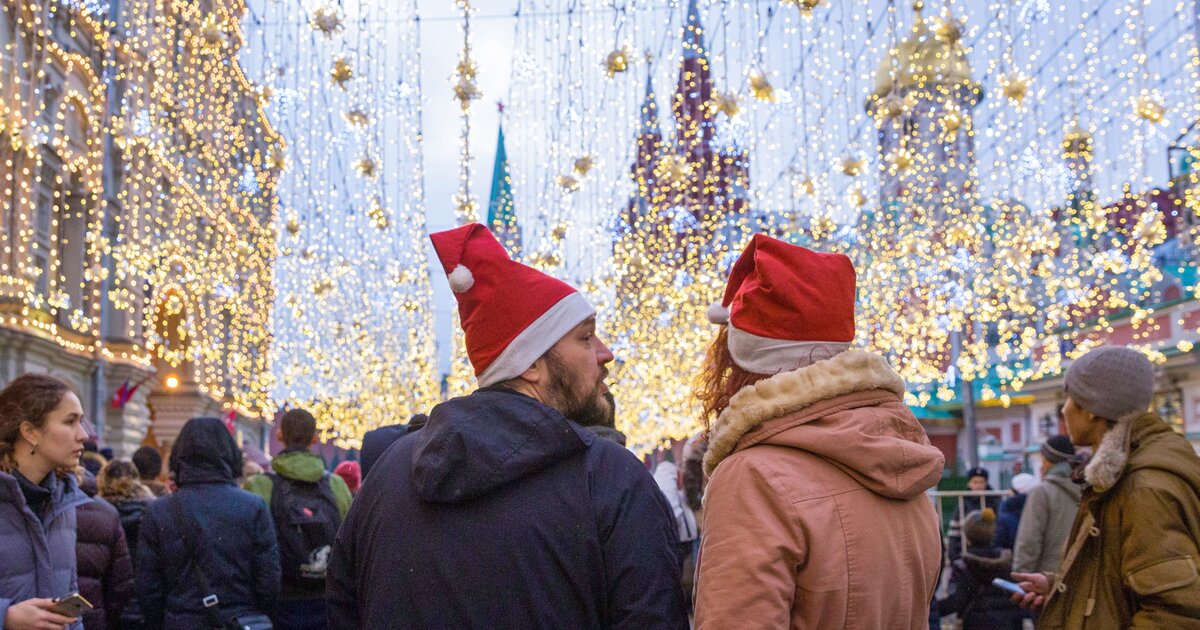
left=245, top=409, right=351, bottom=630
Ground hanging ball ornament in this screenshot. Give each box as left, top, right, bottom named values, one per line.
left=713, top=90, right=741, bottom=118
left=840, top=155, right=865, bottom=177
left=748, top=68, right=776, bottom=102
left=330, top=57, right=354, bottom=89
left=848, top=186, right=868, bottom=207
left=999, top=72, right=1030, bottom=105
left=605, top=47, right=631, bottom=77
left=940, top=105, right=963, bottom=137
left=343, top=108, right=370, bottom=128
left=573, top=155, right=595, bottom=176
left=454, top=76, right=482, bottom=109
left=887, top=147, right=916, bottom=174
left=556, top=174, right=581, bottom=193
left=794, top=175, right=816, bottom=197
left=780, top=0, right=824, bottom=17
left=353, top=155, right=377, bottom=179
left=367, top=197, right=390, bottom=230
left=310, top=6, right=344, bottom=37
left=199, top=14, right=226, bottom=50
left=1133, top=92, right=1166, bottom=124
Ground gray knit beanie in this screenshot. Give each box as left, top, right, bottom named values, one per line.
left=1064, top=346, right=1154, bottom=422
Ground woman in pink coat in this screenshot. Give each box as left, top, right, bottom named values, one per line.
left=693, top=234, right=945, bottom=629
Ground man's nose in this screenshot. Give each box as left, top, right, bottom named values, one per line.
left=595, top=338, right=615, bottom=365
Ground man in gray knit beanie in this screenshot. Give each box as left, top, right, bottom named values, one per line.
left=1013, top=345, right=1200, bottom=626
left=1063, top=345, right=1155, bottom=425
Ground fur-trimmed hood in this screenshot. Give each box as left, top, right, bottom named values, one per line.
left=704, top=349, right=944, bottom=499
left=1085, top=411, right=1200, bottom=494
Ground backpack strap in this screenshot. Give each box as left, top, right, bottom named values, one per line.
left=169, top=494, right=226, bottom=628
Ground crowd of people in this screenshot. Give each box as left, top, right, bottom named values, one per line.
left=2, top=224, right=1199, bottom=629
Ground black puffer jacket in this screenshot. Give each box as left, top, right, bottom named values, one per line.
left=76, top=496, right=133, bottom=630
left=937, top=545, right=1024, bottom=630
left=106, top=497, right=151, bottom=564
left=136, top=418, right=281, bottom=630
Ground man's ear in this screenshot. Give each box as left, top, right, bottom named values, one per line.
left=520, top=356, right=546, bottom=384
left=276, top=429, right=284, bottom=443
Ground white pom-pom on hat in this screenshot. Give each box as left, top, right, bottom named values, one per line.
left=447, top=264, right=475, bottom=293
left=706, top=301, right=730, bottom=324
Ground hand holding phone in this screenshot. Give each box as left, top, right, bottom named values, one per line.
left=3, top=598, right=80, bottom=630
left=991, top=578, right=1026, bottom=595
left=48, top=593, right=94, bottom=618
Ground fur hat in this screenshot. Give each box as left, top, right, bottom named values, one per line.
left=963, top=508, right=997, bottom=547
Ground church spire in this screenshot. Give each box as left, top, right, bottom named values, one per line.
left=487, top=105, right=521, bottom=257
left=682, top=0, right=706, bottom=61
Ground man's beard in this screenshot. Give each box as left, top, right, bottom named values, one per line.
left=544, top=351, right=610, bottom=427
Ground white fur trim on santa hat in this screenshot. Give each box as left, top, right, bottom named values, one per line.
left=727, top=322, right=851, bottom=375
left=476, top=291, right=595, bottom=387
left=447, top=264, right=475, bottom=293
left=707, top=302, right=730, bottom=324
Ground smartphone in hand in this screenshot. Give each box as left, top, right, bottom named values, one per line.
left=48, top=593, right=94, bottom=617
left=991, top=578, right=1026, bottom=595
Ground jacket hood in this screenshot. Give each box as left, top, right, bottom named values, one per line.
left=705, top=349, right=944, bottom=500
left=1086, top=412, right=1200, bottom=493
left=169, top=416, right=242, bottom=486
left=270, top=449, right=327, bottom=482
left=412, top=388, right=589, bottom=503
left=1113, top=413, right=1200, bottom=494
left=961, top=547, right=1013, bottom=582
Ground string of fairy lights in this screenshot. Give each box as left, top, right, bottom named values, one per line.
left=239, top=0, right=438, bottom=446
left=498, top=0, right=1200, bottom=449
left=4, top=0, right=1199, bottom=452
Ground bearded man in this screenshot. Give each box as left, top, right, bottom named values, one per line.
left=327, top=224, right=687, bottom=630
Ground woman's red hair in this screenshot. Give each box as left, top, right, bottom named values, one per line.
left=695, top=327, right=771, bottom=430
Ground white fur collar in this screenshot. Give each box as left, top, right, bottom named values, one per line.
left=1082, top=411, right=1142, bottom=492
left=704, top=349, right=906, bottom=476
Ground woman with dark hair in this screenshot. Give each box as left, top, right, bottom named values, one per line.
left=0, top=373, right=92, bottom=630
left=135, top=417, right=280, bottom=630
left=692, top=235, right=944, bottom=629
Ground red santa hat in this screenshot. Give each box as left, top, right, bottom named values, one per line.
left=430, top=223, right=595, bottom=387
left=707, top=234, right=856, bottom=374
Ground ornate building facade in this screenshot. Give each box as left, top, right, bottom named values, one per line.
left=0, top=0, right=281, bottom=456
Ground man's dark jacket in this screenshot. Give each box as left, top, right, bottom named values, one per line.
left=136, top=417, right=281, bottom=629
left=359, top=414, right=427, bottom=478
left=327, top=388, right=688, bottom=629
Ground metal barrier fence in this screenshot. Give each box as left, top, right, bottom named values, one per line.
left=928, top=489, right=1013, bottom=535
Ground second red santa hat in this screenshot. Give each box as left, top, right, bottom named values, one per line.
left=430, top=223, right=595, bottom=387
left=707, top=233, right=857, bottom=373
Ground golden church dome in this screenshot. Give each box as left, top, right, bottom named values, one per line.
left=871, top=5, right=979, bottom=100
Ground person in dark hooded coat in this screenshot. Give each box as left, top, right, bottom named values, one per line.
left=136, top=417, right=280, bottom=630
left=75, top=471, right=133, bottom=630
left=327, top=224, right=687, bottom=630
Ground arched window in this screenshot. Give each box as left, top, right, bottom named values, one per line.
left=62, top=98, right=88, bottom=151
